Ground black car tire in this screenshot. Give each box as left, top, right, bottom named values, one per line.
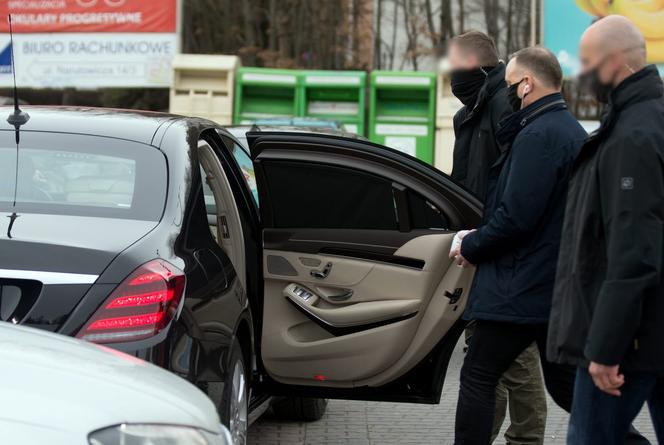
left=271, top=397, right=328, bottom=421
left=220, top=340, right=249, bottom=445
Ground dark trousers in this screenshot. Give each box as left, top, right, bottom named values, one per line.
left=454, top=320, right=651, bottom=445
left=454, top=320, right=575, bottom=444
left=568, top=368, right=664, bottom=444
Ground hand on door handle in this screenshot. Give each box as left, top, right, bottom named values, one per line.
left=310, top=262, right=332, bottom=279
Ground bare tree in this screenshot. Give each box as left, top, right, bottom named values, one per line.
left=374, top=0, right=383, bottom=68
left=457, top=0, right=465, bottom=33
left=182, top=0, right=538, bottom=72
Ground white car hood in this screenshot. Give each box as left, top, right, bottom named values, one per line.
left=0, top=322, right=222, bottom=443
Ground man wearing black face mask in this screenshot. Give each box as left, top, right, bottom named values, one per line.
left=548, top=15, right=664, bottom=444
left=448, top=32, right=548, bottom=445
left=449, top=31, right=510, bottom=202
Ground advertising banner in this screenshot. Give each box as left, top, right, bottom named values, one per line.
left=0, top=0, right=177, bottom=33
left=0, top=0, right=179, bottom=88
left=544, top=0, right=664, bottom=76
left=0, top=33, right=176, bottom=88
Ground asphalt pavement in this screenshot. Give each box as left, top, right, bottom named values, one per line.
left=249, top=338, right=657, bottom=444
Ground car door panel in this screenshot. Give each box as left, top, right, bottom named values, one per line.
left=261, top=229, right=474, bottom=388
left=285, top=289, right=421, bottom=328
left=250, top=132, right=481, bottom=402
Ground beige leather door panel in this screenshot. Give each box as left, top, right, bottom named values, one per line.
left=261, top=233, right=475, bottom=388
left=284, top=283, right=421, bottom=327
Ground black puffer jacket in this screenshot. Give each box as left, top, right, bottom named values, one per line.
left=451, top=63, right=511, bottom=201
left=548, top=65, right=664, bottom=373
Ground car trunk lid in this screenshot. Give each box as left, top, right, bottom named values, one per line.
left=0, top=212, right=159, bottom=330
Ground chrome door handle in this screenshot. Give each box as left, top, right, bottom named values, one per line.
left=310, top=262, right=332, bottom=279
left=328, top=289, right=353, bottom=302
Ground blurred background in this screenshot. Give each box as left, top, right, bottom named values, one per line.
left=2, top=0, right=657, bottom=170
left=0, top=0, right=549, bottom=111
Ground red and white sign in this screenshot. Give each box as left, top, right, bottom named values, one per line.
left=0, top=0, right=177, bottom=33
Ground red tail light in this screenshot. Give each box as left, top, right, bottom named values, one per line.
left=76, top=260, right=185, bottom=344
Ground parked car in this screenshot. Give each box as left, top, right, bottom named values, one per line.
left=0, top=106, right=481, bottom=444
left=0, top=321, right=232, bottom=445
left=250, top=117, right=347, bottom=132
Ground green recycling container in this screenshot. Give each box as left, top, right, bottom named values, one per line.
left=300, top=70, right=367, bottom=135
left=234, top=67, right=301, bottom=124
left=368, top=71, right=437, bottom=164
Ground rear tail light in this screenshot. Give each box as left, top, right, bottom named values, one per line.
left=76, top=260, right=185, bottom=344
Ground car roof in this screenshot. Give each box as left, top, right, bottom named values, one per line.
left=0, top=106, right=186, bottom=145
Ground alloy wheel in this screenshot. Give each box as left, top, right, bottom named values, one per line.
left=228, top=360, right=248, bottom=445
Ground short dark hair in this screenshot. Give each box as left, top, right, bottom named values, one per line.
left=451, top=31, right=499, bottom=67
left=511, top=46, right=563, bottom=89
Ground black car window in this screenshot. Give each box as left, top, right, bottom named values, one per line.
left=262, top=161, right=398, bottom=230
left=0, top=132, right=167, bottom=221
left=408, top=190, right=448, bottom=229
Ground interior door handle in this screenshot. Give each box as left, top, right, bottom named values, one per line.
left=310, top=262, right=332, bottom=279
left=327, top=289, right=353, bottom=302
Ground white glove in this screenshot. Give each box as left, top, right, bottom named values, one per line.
left=449, top=230, right=471, bottom=257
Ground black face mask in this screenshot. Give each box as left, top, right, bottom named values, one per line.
left=506, top=79, right=525, bottom=112
left=579, top=67, right=613, bottom=104
left=450, top=68, right=488, bottom=106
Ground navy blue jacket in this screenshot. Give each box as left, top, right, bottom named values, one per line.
left=461, top=93, right=586, bottom=324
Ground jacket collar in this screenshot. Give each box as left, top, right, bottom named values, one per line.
left=495, top=92, right=567, bottom=146
left=588, top=65, right=663, bottom=143
left=461, top=63, right=506, bottom=124
left=610, top=64, right=663, bottom=112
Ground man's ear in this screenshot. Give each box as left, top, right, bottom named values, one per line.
left=523, top=76, right=532, bottom=94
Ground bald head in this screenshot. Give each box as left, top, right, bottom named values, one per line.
left=583, top=15, right=646, bottom=63
left=579, top=15, right=647, bottom=88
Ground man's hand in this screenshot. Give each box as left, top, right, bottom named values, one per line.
left=588, top=361, right=624, bottom=396
left=449, top=230, right=475, bottom=268
left=455, top=253, right=473, bottom=268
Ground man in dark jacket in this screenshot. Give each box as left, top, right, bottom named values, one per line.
left=450, top=31, right=509, bottom=201
left=450, top=46, right=587, bottom=444
left=548, top=15, right=664, bottom=444
left=448, top=31, right=547, bottom=445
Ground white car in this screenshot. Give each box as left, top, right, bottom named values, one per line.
left=0, top=322, right=232, bottom=445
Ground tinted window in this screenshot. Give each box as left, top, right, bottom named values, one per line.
left=0, top=132, right=166, bottom=220
left=408, top=191, right=448, bottom=229
left=263, top=162, right=397, bottom=230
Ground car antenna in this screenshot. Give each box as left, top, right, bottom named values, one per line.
left=6, top=14, right=29, bottom=143
left=5, top=14, right=26, bottom=239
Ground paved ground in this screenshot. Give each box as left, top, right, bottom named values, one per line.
left=249, top=339, right=657, bottom=444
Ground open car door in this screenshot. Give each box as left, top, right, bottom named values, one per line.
left=249, top=132, right=481, bottom=404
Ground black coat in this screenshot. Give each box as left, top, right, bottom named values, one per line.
left=548, top=66, right=664, bottom=373
left=461, top=93, right=587, bottom=324
left=451, top=63, right=511, bottom=201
